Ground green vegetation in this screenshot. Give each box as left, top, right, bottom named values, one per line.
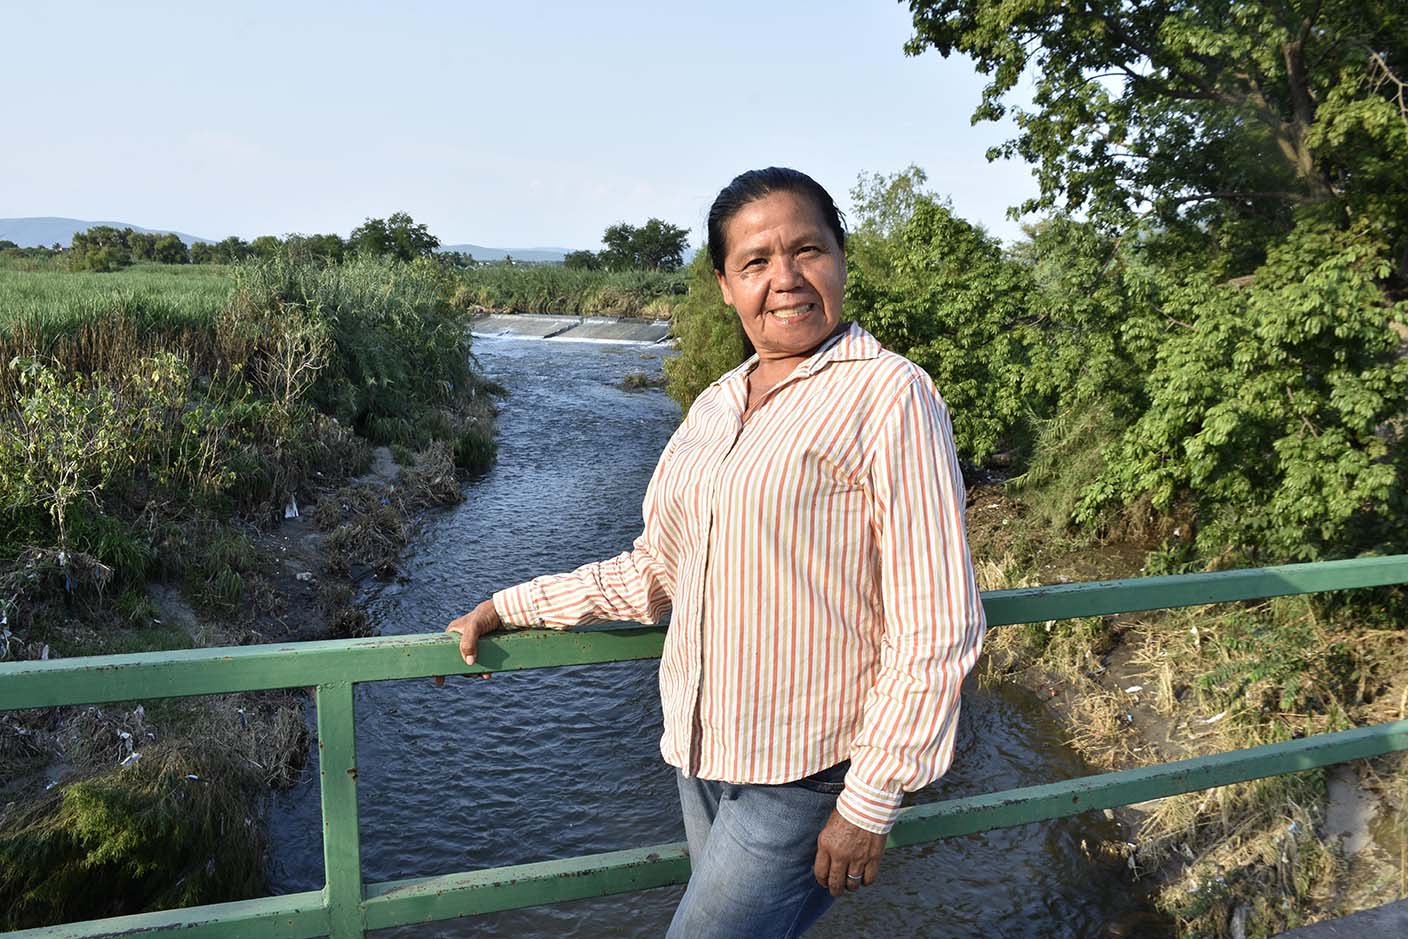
left=450, top=263, right=684, bottom=319
left=0, top=252, right=495, bottom=923
left=0, top=255, right=487, bottom=573
left=6, top=213, right=692, bottom=326
left=0, top=263, right=233, bottom=335
left=662, top=250, right=743, bottom=409
left=566, top=217, right=690, bottom=272
left=846, top=167, right=1034, bottom=463
left=0, top=696, right=307, bottom=930
left=347, top=211, right=439, bottom=262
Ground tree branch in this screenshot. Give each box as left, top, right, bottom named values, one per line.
left=1164, top=190, right=1320, bottom=208
left=1366, top=48, right=1408, bottom=126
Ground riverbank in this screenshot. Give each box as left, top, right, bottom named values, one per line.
left=967, top=481, right=1408, bottom=938
left=0, top=256, right=500, bottom=928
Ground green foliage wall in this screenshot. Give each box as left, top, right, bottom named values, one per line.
left=847, top=196, right=1034, bottom=463
left=1078, top=217, right=1408, bottom=562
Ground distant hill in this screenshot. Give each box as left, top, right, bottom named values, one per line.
left=438, top=243, right=574, bottom=263
left=0, top=217, right=213, bottom=248
left=1, top=218, right=584, bottom=263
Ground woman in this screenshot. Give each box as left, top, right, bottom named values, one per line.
left=447, top=167, right=986, bottom=937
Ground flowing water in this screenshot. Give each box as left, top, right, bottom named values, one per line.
left=267, top=334, right=1154, bottom=937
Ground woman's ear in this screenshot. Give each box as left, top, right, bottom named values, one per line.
left=715, top=269, right=735, bottom=307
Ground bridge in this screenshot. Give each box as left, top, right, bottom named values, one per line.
left=2, top=555, right=1406, bottom=938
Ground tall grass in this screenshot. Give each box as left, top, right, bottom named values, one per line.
left=451, top=264, right=685, bottom=319
left=0, top=255, right=485, bottom=575
left=0, top=263, right=234, bottom=326
left=0, top=252, right=72, bottom=274
left=231, top=256, right=481, bottom=448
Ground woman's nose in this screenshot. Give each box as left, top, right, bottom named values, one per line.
left=771, top=256, right=804, bottom=288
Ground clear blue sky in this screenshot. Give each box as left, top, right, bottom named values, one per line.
left=5, top=1, right=1039, bottom=249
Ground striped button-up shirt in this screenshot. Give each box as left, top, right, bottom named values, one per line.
left=493, top=322, right=986, bottom=833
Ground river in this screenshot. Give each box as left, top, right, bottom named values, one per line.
left=267, top=334, right=1154, bottom=937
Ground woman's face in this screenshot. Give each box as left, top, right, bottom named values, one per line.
left=715, top=190, right=846, bottom=362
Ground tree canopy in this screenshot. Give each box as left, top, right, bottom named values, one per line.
left=349, top=212, right=440, bottom=262
left=69, top=227, right=134, bottom=272
left=890, top=1, right=1408, bottom=563
left=906, top=0, right=1408, bottom=268
left=598, top=218, right=690, bottom=271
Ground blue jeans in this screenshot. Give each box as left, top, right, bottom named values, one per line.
left=667, top=762, right=848, bottom=938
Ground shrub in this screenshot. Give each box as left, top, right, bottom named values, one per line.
left=1077, top=217, right=1408, bottom=562
left=663, top=249, right=745, bottom=413
left=0, top=745, right=265, bottom=928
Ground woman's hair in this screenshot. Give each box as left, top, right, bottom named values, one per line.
left=706, top=167, right=847, bottom=273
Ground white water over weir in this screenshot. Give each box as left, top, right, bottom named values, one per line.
left=471, top=313, right=672, bottom=344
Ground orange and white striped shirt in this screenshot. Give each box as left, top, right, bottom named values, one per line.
left=493, top=322, right=986, bottom=834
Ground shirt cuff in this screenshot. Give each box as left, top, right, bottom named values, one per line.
left=836, top=773, right=904, bottom=835
left=492, top=582, right=540, bottom=628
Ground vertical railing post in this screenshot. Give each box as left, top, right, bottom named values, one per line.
left=317, top=682, right=365, bottom=938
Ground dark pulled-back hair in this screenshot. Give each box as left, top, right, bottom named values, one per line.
left=706, top=167, right=847, bottom=273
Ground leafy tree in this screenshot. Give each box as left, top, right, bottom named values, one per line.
left=0, top=358, right=128, bottom=549
left=563, top=249, right=600, bottom=270
left=0, top=240, right=17, bottom=252
left=283, top=233, right=346, bottom=264
left=218, top=237, right=254, bottom=263
left=127, top=231, right=158, bottom=262
left=1004, top=217, right=1164, bottom=526
left=349, top=212, right=439, bottom=262
left=599, top=218, right=689, bottom=271
left=663, top=248, right=746, bottom=411
left=847, top=190, right=1034, bottom=463
left=250, top=235, right=282, bottom=260
left=906, top=0, right=1408, bottom=564
left=437, top=250, right=475, bottom=269
left=905, top=0, right=1408, bottom=272
left=1077, top=219, right=1408, bottom=562
left=69, top=226, right=132, bottom=272
left=189, top=237, right=253, bottom=264
left=151, top=233, right=189, bottom=264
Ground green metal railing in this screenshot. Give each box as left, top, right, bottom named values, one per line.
left=3, top=555, right=1407, bottom=938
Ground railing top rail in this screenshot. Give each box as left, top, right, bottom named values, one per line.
left=3, top=553, right=1406, bottom=711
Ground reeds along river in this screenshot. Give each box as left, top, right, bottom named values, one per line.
left=266, top=333, right=1155, bottom=937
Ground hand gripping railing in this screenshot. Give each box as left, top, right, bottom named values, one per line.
left=3, top=555, right=1407, bottom=938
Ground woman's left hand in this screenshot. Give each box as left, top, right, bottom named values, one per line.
left=813, top=810, right=886, bottom=896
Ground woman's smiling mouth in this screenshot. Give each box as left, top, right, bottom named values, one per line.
left=768, top=302, right=815, bottom=323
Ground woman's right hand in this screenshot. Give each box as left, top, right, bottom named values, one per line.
left=445, top=599, right=503, bottom=666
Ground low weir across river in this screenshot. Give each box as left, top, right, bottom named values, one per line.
left=471, top=312, right=672, bottom=344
